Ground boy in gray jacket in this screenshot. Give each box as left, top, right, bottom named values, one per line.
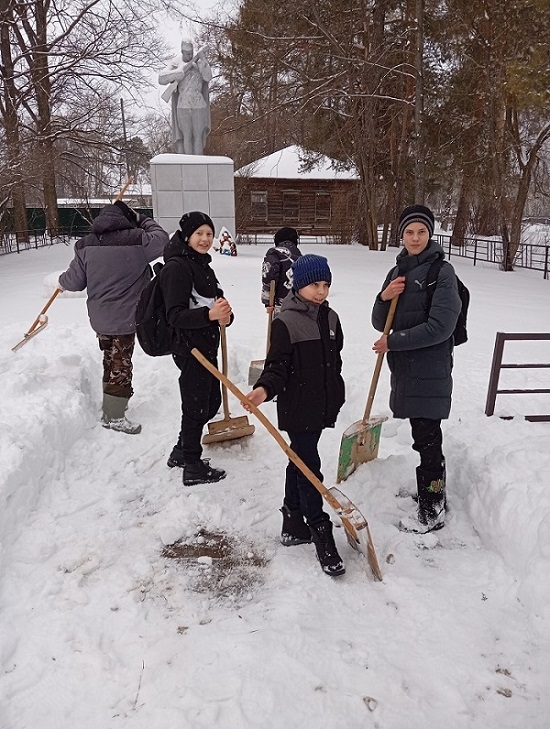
left=58, top=201, right=168, bottom=434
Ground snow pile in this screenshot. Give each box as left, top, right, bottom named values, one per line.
left=0, top=242, right=549, bottom=728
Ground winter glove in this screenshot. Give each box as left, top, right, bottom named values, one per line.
left=114, top=200, right=138, bottom=226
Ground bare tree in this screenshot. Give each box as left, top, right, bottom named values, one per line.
left=0, top=0, right=183, bottom=235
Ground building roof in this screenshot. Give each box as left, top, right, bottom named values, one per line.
left=235, top=145, right=358, bottom=180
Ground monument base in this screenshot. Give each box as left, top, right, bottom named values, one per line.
left=150, top=153, right=235, bottom=238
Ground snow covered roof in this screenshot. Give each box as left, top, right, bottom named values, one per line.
left=235, top=145, right=358, bottom=180
left=57, top=184, right=152, bottom=207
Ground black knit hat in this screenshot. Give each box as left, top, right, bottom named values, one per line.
left=114, top=200, right=138, bottom=226
left=292, top=254, right=332, bottom=292
left=274, top=227, right=299, bottom=246
left=179, top=211, right=215, bottom=242
left=398, top=204, right=435, bottom=240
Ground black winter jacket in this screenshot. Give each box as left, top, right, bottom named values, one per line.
left=261, top=241, right=302, bottom=307
left=160, top=231, right=225, bottom=359
left=371, top=240, right=461, bottom=420
left=255, top=293, right=345, bottom=432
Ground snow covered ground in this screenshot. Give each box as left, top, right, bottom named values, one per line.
left=0, top=240, right=549, bottom=728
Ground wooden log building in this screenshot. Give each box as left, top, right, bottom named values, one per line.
left=234, top=146, right=360, bottom=243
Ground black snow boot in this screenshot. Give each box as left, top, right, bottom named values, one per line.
left=167, top=445, right=185, bottom=468
left=309, top=520, right=346, bottom=576
left=183, top=459, right=226, bottom=486
left=400, top=467, right=446, bottom=533
left=280, top=504, right=312, bottom=546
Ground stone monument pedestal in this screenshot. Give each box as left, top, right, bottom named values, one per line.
left=150, top=154, right=235, bottom=237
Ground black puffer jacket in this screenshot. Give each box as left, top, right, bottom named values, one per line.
left=160, top=231, right=225, bottom=359
left=371, top=240, right=461, bottom=420
left=255, top=293, right=345, bottom=432
left=261, top=240, right=302, bottom=307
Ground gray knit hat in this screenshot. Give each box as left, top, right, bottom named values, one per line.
left=398, top=204, right=435, bottom=240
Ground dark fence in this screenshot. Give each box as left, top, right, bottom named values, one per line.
left=433, top=233, right=550, bottom=279
left=239, top=230, right=550, bottom=279
left=485, top=332, right=550, bottom=422
left=2, top=213, right=549, bottom=279
left=0, top=229, right=73, bottom=256
left=0, top=206, right=154, bottom=256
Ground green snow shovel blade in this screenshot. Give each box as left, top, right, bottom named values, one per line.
left=336, top=295, right=399, bottom=483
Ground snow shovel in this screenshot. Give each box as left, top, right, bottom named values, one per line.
left=12, top=180, right=134, bottom=354
left=248, top=280, right=275, bottom=386
left=202, top=325, right=255, bottom=444
left=113, top=176, right=133, bottom=202
left=337, top=295, right=400, bottom=483
left=11, top=177, right=134, bottom=352
left=11, top=287, right=63, bottom=352
left=192, top=346, right=383, bottom=581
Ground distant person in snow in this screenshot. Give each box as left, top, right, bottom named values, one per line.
left=261, top=227, right=302, bottom=313
left=371, top=204, right=461, bottom=534
left=58, top=201, right=169, bottom=434
left=244, top=254, right=346, bottom=577
left=219, top=230, right=237, bottom=256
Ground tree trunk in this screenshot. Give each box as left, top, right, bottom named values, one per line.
left=508, top=123, right=550, bottom=267
left=450, top=172, right=472, bottom=247
left=390, top=0, right=416, bottom=246
left=0, top=9, right=29, bottom=243
left=32, top=0, right=59, bottom=237
left=413, top=0, right=425, bottom=204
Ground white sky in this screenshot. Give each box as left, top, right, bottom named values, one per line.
left=1, top=238, right=549, bottom=727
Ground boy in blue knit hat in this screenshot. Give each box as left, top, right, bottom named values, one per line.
left=244, top=254, right=346, bottom=577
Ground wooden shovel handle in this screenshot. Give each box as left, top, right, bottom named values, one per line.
left=26, top=288, right=62, bottom=335
left=192, top=346, right=345, bottom=511
left=193, top=346, right=383, bottom=580
left=219, top=325, right=231, bottom=420
left=114, top=177, right=134, bottom=202
left=362, top=295, right=399, bottom=423
left=266, top=280, right=275, bottom=356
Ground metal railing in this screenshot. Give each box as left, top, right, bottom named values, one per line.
left=2, top=225, right=550, bottom=279
left=434, top=234, right=550, bottom=279
left=237, top=230, right=550, bottom=278
left=0, top=230, right=72, bottom=256
left=485, top=332, right=550, bottom=422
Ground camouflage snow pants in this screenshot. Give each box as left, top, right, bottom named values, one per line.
left=97, top=334, right=135, bottom=398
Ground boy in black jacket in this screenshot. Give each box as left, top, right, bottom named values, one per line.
left=245, top=254, right=346, bottom=576
left=261, top=227, right=302, bottom=313
left=372, top=204, right=461, bottom=533
left=160, top=211, right=232, bottom=486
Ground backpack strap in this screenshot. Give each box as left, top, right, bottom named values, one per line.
left=425, top=258, right=445, bottom=304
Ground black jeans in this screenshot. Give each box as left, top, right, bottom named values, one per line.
left=284, top=431, right=329, bottom=526
left=173, top=355, right=222, bottom=463
left=410, top=418, right=444, bottom=475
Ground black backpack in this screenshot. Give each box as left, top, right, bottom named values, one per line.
left=135, top=260, right=179, bottom=356
left=426, top=259, right=470, bottom=346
